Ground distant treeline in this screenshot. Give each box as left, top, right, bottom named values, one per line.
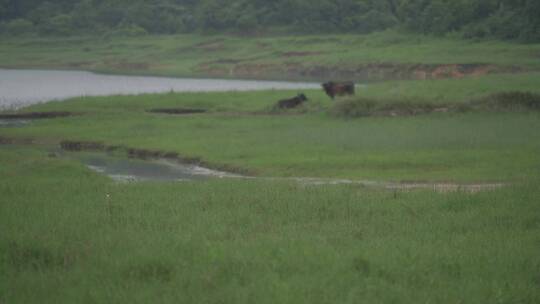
left=1, top=0, right=539, bottom=42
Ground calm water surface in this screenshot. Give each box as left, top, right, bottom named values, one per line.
left=0, top=69, right=319, bottom=109
left=66, top=152, right=242, bottom=182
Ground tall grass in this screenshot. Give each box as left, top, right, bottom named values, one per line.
left=330, top=91, right=540, bottom=118
left=1, top=147, right=539, bottom=303
left=2, top=87, right=540, bottom=182
left=1, top=32, right=539, bottom=80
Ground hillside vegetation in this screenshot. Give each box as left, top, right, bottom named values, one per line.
left=1, top=0, right=539, bottom=42
left=1, top=32, right=540, bottom=82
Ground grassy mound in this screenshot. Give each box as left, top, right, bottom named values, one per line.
left=470, top=91, right=540, bottom=111
left=330, top=91, right=540, bottom=118
left=329, top=97, right=447, bottom=117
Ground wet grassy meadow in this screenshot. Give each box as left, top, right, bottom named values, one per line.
left=1, top=145, right=540, bottom=303
left=3, top=74, right=540, bottom=181
left=1, top=34, right=540, bottom=302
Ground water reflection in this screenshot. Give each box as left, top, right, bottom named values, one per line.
left=0, top=119, right=29, bottom=128
left=70, top=152, right=241, bottom=182
left=0, top=69, right=319, bottom=109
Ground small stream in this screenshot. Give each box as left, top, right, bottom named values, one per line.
left=62, top=151, right=504, bottom=193
left=0, top=141, right=505, bottom=192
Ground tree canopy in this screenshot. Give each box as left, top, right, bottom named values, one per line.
left=0, top=0, right=538, bottom=42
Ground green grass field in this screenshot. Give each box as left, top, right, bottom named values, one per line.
left=2, top=32, right=540, bottom=303
left=0, top=145, right=539, bottom=303
left=1, top=31, right=540, bottom=80
left=1, top=145, right=540, bottom=304
left=2, top=73, right=540, bottom=182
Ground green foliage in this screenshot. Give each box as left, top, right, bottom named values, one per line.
left=330, top=91, right=540, bottom=118
left=102, top=23, right=148, bottom=39
left=330, top=97, right=442, bottom=117
left=1, top=18, right=33, bottom=35
left=2, top=33, right=539, bottom=82
left=471, top=91, right=540, bottom=111
left=38, top=14, right=73, bottom=35
left=0, top=0, right=538, bottom=41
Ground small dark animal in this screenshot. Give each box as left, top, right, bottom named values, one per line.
left=276, top=93, right=308, bottom=109
left=322, top=81, right=355, bottom=99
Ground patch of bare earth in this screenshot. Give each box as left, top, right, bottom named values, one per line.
left=280, top=51, right=326, bottom=57
left=0, top=112, right=77, bottom=119
left=196, top=62, right=525, bottom=81
left=194, top=40, right=226, bottom=52
left=147, top=108, right=207, bottom=115
left=295, top=178, right=505, bottom=193
left=106, top=61, right=150, bottom=71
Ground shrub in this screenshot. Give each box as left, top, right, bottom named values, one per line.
left=330, top=97, right=377, bottom=117
left=330, top=97, right=444, bottom=118
left=330, top=91, right=540, bottom=119
left=102, top=24, right=148, bottom=39
left=2, top=19, right=34, bottom=36
left=472, top=91, right=540, bottom=111
left=38, top=14, right=74, bottom=35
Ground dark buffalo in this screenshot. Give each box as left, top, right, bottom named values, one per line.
left=276, top=93, right=308, bottom=109
left=322, top=81, right=355, bottom=99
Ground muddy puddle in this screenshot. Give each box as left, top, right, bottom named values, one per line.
left=147, top=108, right=207, bottom=115
left=0, top=137, right=506, bottom=192
left=290, top=177, right=505, bottom=193
left=0, top=111, right=78, bottom=127
left=68, top=151, right=504, bottom=192
left=0, top=111, right=75, bottom=119
left=0, top=119, right=29, bottom=128
left=63, top=151, right=241, bottom=182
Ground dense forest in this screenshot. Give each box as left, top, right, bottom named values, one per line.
left=0, top=0, right=539, bottom=42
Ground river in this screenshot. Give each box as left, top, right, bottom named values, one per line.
left=0, top=68, right=320, bottom=109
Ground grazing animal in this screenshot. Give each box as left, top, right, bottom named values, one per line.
left=322, top=81, right=355, bottom=99
left=276, top=93, right=308, bottom=109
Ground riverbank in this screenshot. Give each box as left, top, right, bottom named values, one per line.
left=2, top=75, right=540, bottom=182
left=1, top=31, right=540, bottom=82
left=2, top=32, right=540, bottom=303
left=2, top=77, right=540, bottom=303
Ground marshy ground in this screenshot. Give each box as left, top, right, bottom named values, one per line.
left=1, top=32, right=540, bottom=303
left=1, top=74, right=540, bottom=304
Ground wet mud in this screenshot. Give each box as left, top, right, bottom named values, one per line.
left=0, top=111, right=76, bottom=119
left=75, top=152, right=239, bottom=182
left=196, top=62, right=524, bottom=82
left=1, top=137, right=508, bottom=192
left=58, top=140, right=252, bottom=176
left=0, top=136, right=35, bottom=145
left=292, top=177, right=505, bottom=193
left=57, top=140, right=510, bottom=192
left=147, top=108, right=207, bottom=115
left=0, top=119, right=29, bottom=128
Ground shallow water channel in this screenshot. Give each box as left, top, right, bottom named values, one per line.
left=0, top=119, right=29, bottom=128
left=64, top=151, right=241, bottom=182
left=0, top=69, right=319, bottom=109
left=60, top=150, right=504, bottom=193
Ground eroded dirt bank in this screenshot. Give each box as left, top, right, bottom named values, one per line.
left=59, top=140, right=251, bottom=175
left=0, top=112, right=77, bottom=119
left=196, top=62, right=524, bottom=82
